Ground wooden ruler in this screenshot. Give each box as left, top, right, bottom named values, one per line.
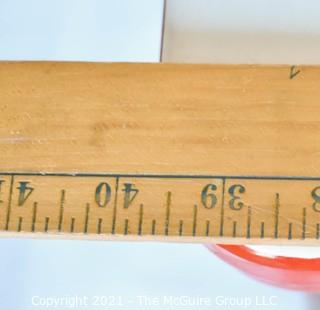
left=1, top=62, right=320, bottom=244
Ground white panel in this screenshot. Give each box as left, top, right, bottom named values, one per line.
left=0, top=0, right=164, bottom=61
left=163, top=0, right=320, bottom=64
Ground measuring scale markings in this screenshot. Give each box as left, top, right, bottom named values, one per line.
left=0, top=173, right=319, bottom=241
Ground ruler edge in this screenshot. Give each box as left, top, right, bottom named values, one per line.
left=1, top=231, right=319, bottom=246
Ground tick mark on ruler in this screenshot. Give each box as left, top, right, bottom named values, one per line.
left=246, top=206, right=251, bottom=239
left=151, top=219, right=156, bottom=235
left=58, top=189, right=65, bottom=232
left=97, top=218, right=102, bottom=234
left=220, top=178, right=226, bottom=237
left=84, top=203, right=90, bottom=234
left=111, top=177, right=119, bottom=235
left=31, top=202, right=37, bottom=232
left=205, top=220, right=210, bottom=237
left=179, top=220, right=183, bottom=236
left=232, top=221, right=237, bottom=238
left=193, top=205, right=198, bottom=236
left=0, top=180, right=4, bottom=204
left=260, top=222, right=265, bottom=238
left=5, top=175, right=14, bottom=231
left=44, top=217, right=50, bottom=232
left=302, top=208, right=306, bottom=240
left=124, top=219, right=129, bottom=235
left=17, top=216, right=23, bottom=232
left=274, top=193, right=280, bottom=239
left=288, top=223, right=293, bottom=240
left=164, top=191, right=171, bottom=236
left=70, top=218, right=75, bottom=233
left=138, top=204, right=144, bottom=235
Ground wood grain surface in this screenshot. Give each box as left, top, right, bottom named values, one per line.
left=0, top=62, right=319, bottom=244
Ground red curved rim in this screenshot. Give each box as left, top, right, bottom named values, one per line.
left=206, top=244, right=320, bottom=292
left=214, top=244, right=320, bottom=270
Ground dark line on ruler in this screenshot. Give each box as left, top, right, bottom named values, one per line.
left=58, top=189, right=65, bottom=232
left=6, top=172, right=320, bottom=181
left=70, top=218, right=75, bottom=233
left=246, top=206, right=251, bottom=239
left=192, top=205, right=198, bottom=236
left=151, top=220, right=156, bottom=235
left=179, top=220, right=183, bottom=236
left=31, top=202, right=37, bottom=232
left=260, top=222, right=265, bottom=238
left=84, top=203, right=90, bottom=234
left=5, top=175, right=14, bottom=231
left=164, top=191, right=171, bottom=236
left=124, top=218, right=129, bottom=235
left=138, top=204, right=143, bottom=235
left=288, top=223, right=293, bottom=240
left=205, top=220, right=210, bottom=237
left=232, top=221, right=237, bottom=238
left=0, top=180, right=3, bottom=204
left=44, top=217, right=50, bottom=232
left=274, top=193, right=280, bottom=239
left=302, top=208, right=306, bottom=240
left=97, top=218, right=102, bottom=234
left=17, top=217, right=23, bottom=232
left=111, top=177, right=119, bottom=234
left=220, top=178, right=226, bottom=237
left=317, top=223, right=320, bottom=240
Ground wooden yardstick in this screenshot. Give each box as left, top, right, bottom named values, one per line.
left=0, top=61, right=320, bottom=244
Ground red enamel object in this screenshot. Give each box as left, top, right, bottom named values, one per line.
left=206, top=244, right=320, bottom=292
